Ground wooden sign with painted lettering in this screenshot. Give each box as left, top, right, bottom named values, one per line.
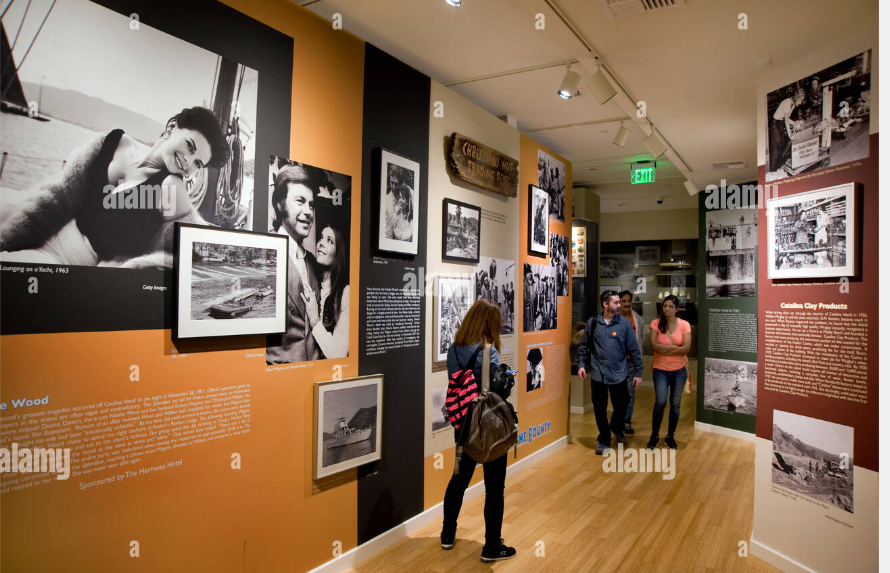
left=448, top=133, right=519, bottom=197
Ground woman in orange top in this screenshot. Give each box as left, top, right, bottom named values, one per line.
left=647, top=295, right=691, bottom=450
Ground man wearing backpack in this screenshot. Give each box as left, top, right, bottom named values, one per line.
left=577, top=290, right=643, bottom=456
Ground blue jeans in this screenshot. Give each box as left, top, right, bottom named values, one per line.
left=624, top=371, right=636, bottom=425
left=652, top=367, right=687, bottom=438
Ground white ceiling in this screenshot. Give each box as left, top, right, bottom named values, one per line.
left=302, top=0, right=878, bottom=213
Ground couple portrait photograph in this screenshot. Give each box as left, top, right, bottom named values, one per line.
left=266, top=156, right=352, bottom=364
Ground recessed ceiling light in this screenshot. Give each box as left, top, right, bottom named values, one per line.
left=445, top=0, right=461, bottom=6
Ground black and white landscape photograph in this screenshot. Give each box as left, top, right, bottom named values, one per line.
left=703, top=358, right=757, bottom=415
left=190, top=243, right=277, bottom=320
left=474, top=257, right=515, bottom=334
left=316, top=376, right=383, bottom=479
left=523, top=262, right=557, bottom=332
left=538, top=149, right=565, bottom=222
left=442, top=198, right=481, bottom=263
left=706, top=208, right=757, bottom=298
left=772, top=410, right=854, bottom=514
left=550, top=233, right=569, bottom=296
left=526, top=347, right=544, bottom=392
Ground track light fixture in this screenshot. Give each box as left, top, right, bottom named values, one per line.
left=612, top=120, right=630, bottom=147
left=445, top=0, right=461, bottom=6
left=557, top=64, right=581, bottom=100
left=684, top=179, right=699, bottom=196
left=588, top=65, right=617, bottom=104
left=643, top=130, right=668, bottom=158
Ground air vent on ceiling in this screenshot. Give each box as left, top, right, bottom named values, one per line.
left=711, top=160, right=748, bottom=170
left=598, top=0, right=686, bottom=19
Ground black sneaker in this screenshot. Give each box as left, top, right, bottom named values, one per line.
left=595, top=443, right=610, bottom=456
left=647, top=435, right=659, bottom=449
left=614, top=432, right=627, bottom=444
left=624, top=424, right=635, bottom=435
left=480, top=540, right=516, bottom=562
left=665, top=436, right=678, bottom=449
left=440, top=531, right=455, bottom=550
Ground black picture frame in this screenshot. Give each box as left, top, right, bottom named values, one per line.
left=442, top=198, right=481, bottom=263
left=529, top=184, right=549, bottom=256
left=174, top=223, right=288, bottom=339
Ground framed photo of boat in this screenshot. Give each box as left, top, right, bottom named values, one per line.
left=174, top=223, right=288, bottom=338
left=315, top=375, right=383, bottom=479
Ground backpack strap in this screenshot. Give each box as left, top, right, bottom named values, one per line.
left=481, top=343, right=491, bottom=394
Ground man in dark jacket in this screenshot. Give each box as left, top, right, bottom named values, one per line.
left=577, top=290, right=643, bottom=455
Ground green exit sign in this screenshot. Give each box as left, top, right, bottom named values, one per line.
left=631, top=163, right=656, bottom=184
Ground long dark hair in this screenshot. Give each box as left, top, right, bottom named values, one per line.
left=320, top=225, right=349, bottom=332
left=454, top=299, right=502, bottom=353
left=657, top=294, right=680, bottom=333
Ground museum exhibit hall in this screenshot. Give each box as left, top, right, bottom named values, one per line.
left=0, top=0, right=886, bottom=571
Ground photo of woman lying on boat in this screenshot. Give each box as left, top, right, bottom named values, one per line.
left=0, top=106, right=228, bottom=268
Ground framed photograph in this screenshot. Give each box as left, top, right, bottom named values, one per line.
left=434, top=275, right=475, bottom=364
left=635, top=245, right=661, bottom=265
left=315, top=375, right=383, bottom=479
left=529, top=184, right=549, bottom=255
left=706, top=207, right=758, bottom=298
left=767, top=182, right=858, bottom=279
left=378, top=149, right=420, bottom=255
left=474, top=257, right=515, bottom=334
left=442, top=198, right=481, bottom=263
left=765, top=50, right=871, bottom=183
left=175, top=224, right=287, bottom=339
left=538, top=150, right=566, bottom=222
left=522, top=262, right=557, bottom=332
left=527, top=347, right=544, bottom=392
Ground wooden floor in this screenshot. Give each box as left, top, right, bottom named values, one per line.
left=345, top=385, right=778, bottom=573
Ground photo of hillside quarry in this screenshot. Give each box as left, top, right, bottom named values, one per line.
left=772, top=410, right=854, bottom=514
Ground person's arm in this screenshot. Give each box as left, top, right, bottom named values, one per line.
left=625, top=321, right=643, bottom=379
left=576, top=319, right=591, bottom=379
left=311, top=285, right=350, bottom=359
left=649, top=327, right=673, bottom=354
left=0, top=133, right=105, bottom=252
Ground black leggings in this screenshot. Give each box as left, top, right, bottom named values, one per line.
left=442, top=449, right=507, bottom=549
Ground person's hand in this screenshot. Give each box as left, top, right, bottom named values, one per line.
left=578, top=368, right=586, bottom=381
left=302, top=288, right=320, bottom=328
left=633, top=377, right=642, bottom=389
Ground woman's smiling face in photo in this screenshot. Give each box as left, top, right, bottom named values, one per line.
left=163, top=125, right=213, bottom=178
left=316, top=226, right=337, bottom=267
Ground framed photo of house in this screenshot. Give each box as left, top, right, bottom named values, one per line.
left=442, top=198, right=481, bottom=263
left=314, top=375, right=383, bottom=479
left=175, top=223, right=288, bottom=339
left=378, top=148, right=420, bottom=256
left=529, top=184, right=549, bottom=255
left=767, top=182, right=859, bottom=279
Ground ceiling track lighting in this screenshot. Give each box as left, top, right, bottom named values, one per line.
left=588, top=66, right=617, bottom=105
left=557, top=64, right=581, bottom=100
left=684, top=179, right=699, bottom=196
left=445, top=0, right=461, bottom=6
left=643, top=130, right=668, bottom=158
left=612, top=120, right=629, bottom=147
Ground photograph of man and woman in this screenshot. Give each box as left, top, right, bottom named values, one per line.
left=266, top=156, right=351, bottom=364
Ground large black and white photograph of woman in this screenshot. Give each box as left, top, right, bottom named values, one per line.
left=538, top=150, right=565, bottom=222
left=434, top=275, right=474, bottom=363
left=702, top=358, right=757, bottom=415
left=474, top=257, right=515, bottom=334
left=526, top=347, right=544, bottom=392
left=550, top=233, right=569, bottom=296
left=523, top=262, right=557, bottom=332
left=377, top=149, right=419, bottom=255
left=266, top=156, right=351, bottom=364
left=442, top=198, right=480, bottom=263
left=529, top=185, right=549, bottom=255
left=772, top=410, right=853, bottom=514
left=175, top=225, right=287, bottom=339
left=0, top=0, right=259, bottom=269
left=765, top=50, right=871, bottom=183
left=706, top=207, right=757, bottom=298
left=767, top=182, right=856, bottom=279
